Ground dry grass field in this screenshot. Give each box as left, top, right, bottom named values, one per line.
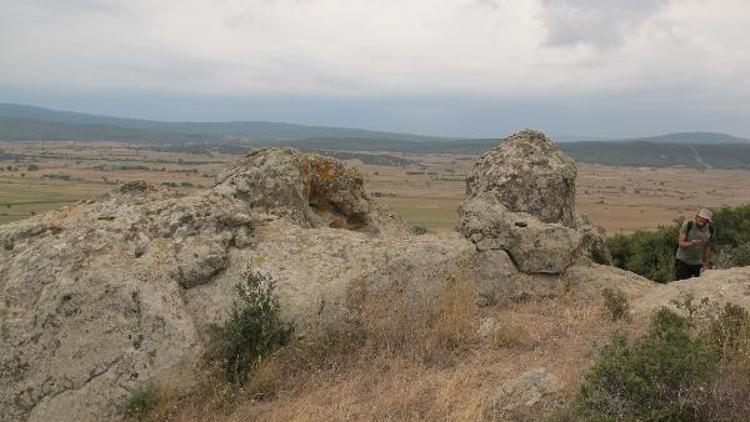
left=2, top=141, right=749, bottom=235
left=131, top=278, right=647, bottom=422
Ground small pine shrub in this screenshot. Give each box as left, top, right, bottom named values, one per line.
left=206, top=269, right=294, bottom=385
left=123, top=384, right=161, bottom=420
left=601, top=287, right=631, bottom=322
left=670, top=293, right=712, bottom=326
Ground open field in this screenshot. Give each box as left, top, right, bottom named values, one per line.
left=1, top=141, right=749, bottom=234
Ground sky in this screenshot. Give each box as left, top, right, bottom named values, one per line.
left=1, top=0, right=749, bottom=138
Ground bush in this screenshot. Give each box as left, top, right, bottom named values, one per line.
left=411, top=224, right=431, bottom=235
left=568, top=299, right=750, bottom=421
left=574, top=307, right=720, bottom=420
left=123, top=384, right=161, bottom=420
left=710, top=302, right=750, bottom=354
left=206, top=269, right=294, bottom=385
left=601, top=287, right=631, bottom=322
left=718, top=243, right=750, bottom=268
left=607, top=220, right=681, bottom=283
left=607, top=203, right=750, bottom=282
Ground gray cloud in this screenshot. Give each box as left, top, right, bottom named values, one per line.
left=539, top=0, right=672, bottom=48
left=0, top=0, right=748, bottom=137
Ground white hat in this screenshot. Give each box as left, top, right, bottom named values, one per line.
left=698, top=208, right=713, bottom=222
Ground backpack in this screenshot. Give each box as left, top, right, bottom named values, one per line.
left=685, top=220, right=715, bottom=241
left=675, top=220, right=715, bottom=253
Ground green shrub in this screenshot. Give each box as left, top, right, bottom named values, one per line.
left=601, top=287, right=631, bottom=322
left=720, top=243, right=750, bottom=268
left=670, top=293, right=712, bottom=326
left=206, top=269, right=294, bottom=385
left=123, top=384, right=161, bottom=420
left=607, top=203, right=750, bottom=282
left=607, top=220, right=682, bottom=283
left=411, top=224, right=430, bottom=235
left=573, top=307, right=720, bottom=420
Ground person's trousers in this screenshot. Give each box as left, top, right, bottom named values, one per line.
left=675, top=259, right=702, bottom=281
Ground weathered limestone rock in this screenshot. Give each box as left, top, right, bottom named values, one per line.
left=212, top=147, right=408, bottom=235
left=0, top=144, right=660, bottom=422
left=632, top=266, right=750, bottom=317
left=460, top=194, right=581, bottom=273
left=466, top=130, right=577, bottom=227
left=485, top=367, right=565, bottom=420
left=459, top=130, right=610, bottom=273
left=470, top=249, right=518, bottom=306
left=0, top=149, right=441, bottom=422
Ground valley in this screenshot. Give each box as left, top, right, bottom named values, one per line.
left=2, top=140, right=748, bottom=234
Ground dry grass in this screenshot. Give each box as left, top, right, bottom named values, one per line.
left=139, top=284, right=649, bottom=422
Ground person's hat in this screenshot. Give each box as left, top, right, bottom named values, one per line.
left=698, top=208, right=713, bottom=221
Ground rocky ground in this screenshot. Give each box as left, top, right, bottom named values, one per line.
left=1, top=131, right=749, bottom=422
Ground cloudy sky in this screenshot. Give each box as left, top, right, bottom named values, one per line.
left=1, top=0, right=748, bottom=138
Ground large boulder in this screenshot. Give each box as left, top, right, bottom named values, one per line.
left=212, top=147, right=408, bottom=235
left=465, top=129, right=577, bottom=227
left=459, top=130, right=610, bottom=273
left=459, top=193, right=581, bottom=273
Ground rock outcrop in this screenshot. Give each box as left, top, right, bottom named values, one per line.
left=459, top=130, right=610, bottom=273
left=212, top=148, right=406, bottom=235
left=0, top=142, right=650, bottom=422
left=465, top=130, right=577, bottom=227
left=0, top=148, right=413, bottom=422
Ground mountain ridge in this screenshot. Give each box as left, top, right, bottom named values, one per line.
left=0, top=102, right=446, bottom=143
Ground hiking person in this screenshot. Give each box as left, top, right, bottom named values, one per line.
left=675, top=208, right=714, bottom=281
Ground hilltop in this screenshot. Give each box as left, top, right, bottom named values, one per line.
left=2, top=130, right=750, bottom=421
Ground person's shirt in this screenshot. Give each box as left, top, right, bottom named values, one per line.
left=675, top=220, right=711, bottom=265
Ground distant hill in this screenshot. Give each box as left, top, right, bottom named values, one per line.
left=559, top=141, right=750, bottom=169
left=1, top=102, right=749, bottom=169
left=0, top=103, right=444, bottom=143
left=615, top=132, right=750, bottom=145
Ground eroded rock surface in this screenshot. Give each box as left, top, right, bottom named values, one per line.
left=466, top=130, right=576, bottom=226
left=0, top=143, right=655, bottom=422
left=459, top=130, right=610, bottom=273
left=212, top=148, right=407, bottom=235
left=0, top=148, right=414, bottom=422
left=485, top=367, right=565, bottom=420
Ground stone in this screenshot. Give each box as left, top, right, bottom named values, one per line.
left=0, top=148, right=420, bottom=421
left=470, top=249, right=518, bottom=305
left=459, top=130, right=611, bottom=273
left=460, top=194, right=580, bottom=274
left=212, top=147, right=409, bottom=235
left=465, top=130, right=576, bottom=227
left=485, top=367, right=565, bottom=420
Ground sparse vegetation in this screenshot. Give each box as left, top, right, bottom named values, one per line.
left=608, top=203, right=750, bottom=282
left=564, top=297, right=750, bottom=421
left=123, top=384, right=162, bottom=420
left=601, top=287, right=631, bottom=322
left=205, top=269, right=294, bottom=385
left=411, top=224, right=431, bottom=235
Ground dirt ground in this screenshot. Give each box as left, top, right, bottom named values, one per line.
left=2, top=141, right=748, bottom=234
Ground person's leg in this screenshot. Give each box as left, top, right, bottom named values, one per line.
left=675, top=259, right=691, bottom=281
left=689, top=264, right=703, bottom=278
